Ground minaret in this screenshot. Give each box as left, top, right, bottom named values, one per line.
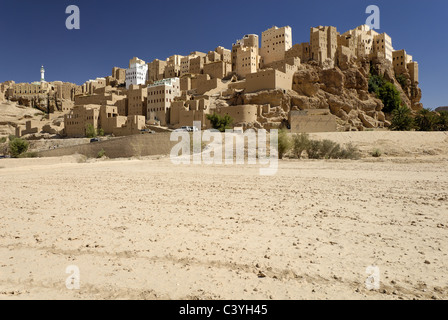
left=40, top=65, right=45, bottom=82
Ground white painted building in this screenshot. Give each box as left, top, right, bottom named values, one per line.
left=125, top=57, right=148, bottom=89
left=147, top=77, right=181, bottom=126
left=40, top=65, right=45, bottom=82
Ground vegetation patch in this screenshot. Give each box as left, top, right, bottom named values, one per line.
left=390, top=105, right=414, bottom=131
left=97, top=149, right=106, bottom=158
left=368, top=72, right=402, bottom=113
left=86, top=124, right=97, bottom=138
left=9, top=137, right=29, bottom=158
left=371, top=149, right=382, bottom=158
left=206, top=113, right=233, bottom=132
left=277, top=129, right=292, bottom=159
left=279, top=133, right=360, bottom=160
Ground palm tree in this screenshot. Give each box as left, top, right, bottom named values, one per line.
left=415, top=108, right=436, bottom=131
left=390, top=105, right=414, bottom=131
left=436, top=111, right=448, bottom=131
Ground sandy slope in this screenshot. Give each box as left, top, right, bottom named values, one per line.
left=0, top=102, right=39, bottom=136
left=0, top=154, right=447, bottom=300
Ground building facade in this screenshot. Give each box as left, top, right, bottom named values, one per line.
left=393, top=49, right=419, bottom=82
left=232, top=34, right=260, bottom=77
left=64, top=104, right=145, bottom=137
left=260, top=26, right=293, bottom=66
left=147, top=77, right=181, bottom=125
left=126, top=57, right=148, bottom=89
left=147, top=59, right=167, bottom=82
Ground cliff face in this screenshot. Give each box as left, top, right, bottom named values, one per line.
left=6, top=95, right=73, bottom=113
left=371, top=57, right=423, bottom=112
left=219, top=56, right=423, bottom=131
left=290, top=60, right=387, bottom=131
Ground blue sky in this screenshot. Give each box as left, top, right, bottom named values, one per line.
left=0, top=0, right=446, bottom=109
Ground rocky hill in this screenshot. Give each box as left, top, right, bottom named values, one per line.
left=7, top=95, right=73, bottom=114
left=214, top=56, right=423, bottom=131
left=0, top=101, right=66, bottom=138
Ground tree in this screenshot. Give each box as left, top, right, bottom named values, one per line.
left=292, top=133, right=310, bottom=159
left=395, top=74, right=408, bottom=89
left=85, top=123, right=97, bottom=138
left=415, top=108, right=436, bottom=131
left=436, top=111, right=448, bottom=131
left=306, top=140, right=322, bottom=159
left=304, top=140, right=360, bottom=160
left=378, top=82, right=402, bottom=113
left=9, top=138, right=29, bottom=158
left=277, top=129, right=291, bottom=160
left=390, top=105, right=414, bottom=131
left=206, top=113, right=233, bottom=132
left=368, top=74, right=385, bottom=94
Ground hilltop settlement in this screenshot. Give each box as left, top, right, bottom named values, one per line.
left=1, top=24, right=422, bottom=138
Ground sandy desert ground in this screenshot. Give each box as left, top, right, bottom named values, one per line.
left=0, top=142, right=447, bottom=300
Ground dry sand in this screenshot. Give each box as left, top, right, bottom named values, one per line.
left=0, top=134, right=447, bottom=300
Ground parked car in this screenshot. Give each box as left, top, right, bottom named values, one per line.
left=140, top=129, right=155, bottom=134
left=174, top=127, right=189, bottom=132
left=90, top=138, right=100, bottom=143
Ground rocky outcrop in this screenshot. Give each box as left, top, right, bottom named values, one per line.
left=6, top=88, right=73, bottom=113
left=370, top=56, right=422, bottom=111
left=289, top=63, right=387, bottom=130
left=292, top=68, right=320, bottom=97
left=240, top=90, right=292, bottom=112
left=219, top=55, right=423, bottom=131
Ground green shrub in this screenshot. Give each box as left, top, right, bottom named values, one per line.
left=206, top=113, right=233, bottom=132
left=436, top=111, right=448, bottom=131
left=0, top=137, right=6, bottom=144
left=368, top=74, right=385, bottom=94
left=371, top=149, right=382, bottom=157
left=369, top=73, right=402, bottom=114
left=320, top=139, right=339, bottom=159
left=390, top=105, right=414, bottom=131
left=97, top=149, right=106, bottom=158
left=378, top=82, right=402, bottom=113
left=97, top=128, right=105, bottom=136
left=328, top=142, right=342, bottom=159
left=277, top=129, right=291, bottom=159
left=396, top=74, right=407, bottom=88
left=292, top=133, right=310, bottom=159
left=306, top=140, right=322, bottom=159
left=305, top=140, right=359, bottom=160
left=415, top=108, right=437, bottom=131
left=9, top=138, right=29, bottom=158
left=8, top=134, right=16, bottom=141
left=86, top=124, right=97, bottom=138
left=336, top=143, right=360, bottom=160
